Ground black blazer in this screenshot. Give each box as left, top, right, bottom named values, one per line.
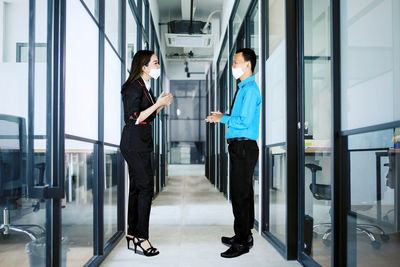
left=120, top=77, right=157, bottom=152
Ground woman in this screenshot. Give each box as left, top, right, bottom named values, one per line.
left=120, top=50, right=173, bottom=257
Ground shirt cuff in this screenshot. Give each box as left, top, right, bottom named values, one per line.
left=135, top=115, right=141, bottom=125
left=220, top=115, right=229, bottom=124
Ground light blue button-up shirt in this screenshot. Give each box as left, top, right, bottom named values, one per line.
left=220, top=75, right=261, bottom=141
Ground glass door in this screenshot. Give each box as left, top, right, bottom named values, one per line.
left=299, top=0, right=332, bottom=266
left=263, top=0, right=287, bottom=248
left=0, top=0, right=64, bottom=265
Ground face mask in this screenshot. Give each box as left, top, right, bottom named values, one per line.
left=232, top=66, right=244, bottom=79
left=148, top=67, right=161, bottom=79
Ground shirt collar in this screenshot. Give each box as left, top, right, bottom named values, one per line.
left=143, top=79, right=151, bottom=91
left=238, top=75, right=255, bottom=89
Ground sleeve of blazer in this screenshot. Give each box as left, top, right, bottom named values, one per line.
left=124, top=83, right=143, bottom=121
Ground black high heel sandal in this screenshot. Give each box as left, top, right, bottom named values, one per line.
left=126, top=236, right=135, bottom=250
left=133, top=238, right=159, bottom=257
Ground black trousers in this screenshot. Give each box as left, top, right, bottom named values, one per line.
left=122, top=149, right=154, bottom=239
left=228, top=140, right=259, bottom=245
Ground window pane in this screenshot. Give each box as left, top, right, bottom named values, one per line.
left=266, top=33, right=286, bottom=144
left=142, top=2, right=147, bottom=32
left=65, top=0, right=99, bottom=140
left=105, top=0, right=121, bottom=54
left=269, top=0, right=285, bottom=55
left=63, top=139, right=94, bottom=266
left=104, top=146, right=119, bottom=243
left=104, top=42, right=122, bottom=145
left=250, top=2, right=260, bottom=224
left=81, top=0, right=98, bottom=20
left=266, top=0, right=287, bottom=246
left=231, top=0, right=252, bottom=43
left=347, top=127, right=400, bottom=266
left=126, top=1, right=138, bottom=76
left=268, top=145, right=287, bottom=243
left=341, top=0, right=400, bottom=130
left=218, top=38, right=228, bottom=76
left=0, top=1, right=49, bottom=265
left=303, top=0, right=332, bottom=264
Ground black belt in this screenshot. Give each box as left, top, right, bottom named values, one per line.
left=227, top=137, right=250, bottom=144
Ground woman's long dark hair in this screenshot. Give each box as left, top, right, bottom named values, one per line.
left=122, top=50, right=154, bottom=92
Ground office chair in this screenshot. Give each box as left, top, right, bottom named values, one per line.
left=0, top=114, right=45, bottom=241
left=306, top=163, right=332, bottom=246
left=306, top=163, right=389, bottom=249
left=382, top=153, right=397, bottom=223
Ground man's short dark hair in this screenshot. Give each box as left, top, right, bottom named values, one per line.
left=236, top=48, right=257, bottom=73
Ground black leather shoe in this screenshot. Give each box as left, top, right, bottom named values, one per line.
left=221, top=243, right=249, bottom=258
left=221, top=234, right=253, bottom=247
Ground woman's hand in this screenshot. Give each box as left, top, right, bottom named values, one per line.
left=156, top=91, right=173, bottom=107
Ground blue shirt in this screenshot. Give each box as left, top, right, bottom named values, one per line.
left=220, top=75, right=261, bottom=140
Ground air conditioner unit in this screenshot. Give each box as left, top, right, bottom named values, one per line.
left=165, top=33, right=213, bottom=48
left=165, top=20, right=213, bottom=48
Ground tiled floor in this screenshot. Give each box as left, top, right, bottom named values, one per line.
left=101, top=165, right=300, bottom=267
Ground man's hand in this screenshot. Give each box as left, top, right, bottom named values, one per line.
left=205, top=110, right=224, bottom=123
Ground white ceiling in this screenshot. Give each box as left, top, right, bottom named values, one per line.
left=157, top=0, right=224, bottom=21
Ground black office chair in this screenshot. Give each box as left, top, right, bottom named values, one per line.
left=306, top=163, right=332, bottom=245
left=0, top=114, right=45, bottom=240
left=382, top=154, right=397, bottom=223
left=306, top=163, right=388, bottom=249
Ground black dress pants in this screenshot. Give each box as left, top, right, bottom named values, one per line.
left=228, top=140, right=259, bottom=245
left=122, top=149, right=154, bottom=239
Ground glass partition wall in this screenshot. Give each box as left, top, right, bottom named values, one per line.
left=299, top=0, right=332, bottom=266
left=209, top=0, right=400, bottom=266
left=0, top=0, right=165, bottom=266
left=339, top=0, right=400, bottom=266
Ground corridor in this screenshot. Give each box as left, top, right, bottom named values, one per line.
left=102, top=165, right=300, bottom=267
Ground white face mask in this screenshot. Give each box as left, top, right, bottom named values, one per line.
left=232, top=66, right=244, bottom=79
left=148, top=67, right=161, bottom=79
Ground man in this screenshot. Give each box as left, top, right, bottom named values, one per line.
left=205, top=48, right=261, bottom=258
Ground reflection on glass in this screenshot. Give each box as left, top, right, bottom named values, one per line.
left=347, top=128, right=400, bottom=266
left=218, top=38, right=228, bottom=76
left=266, top=0, right=286, bottom=245
left=268, top=146, right=287, bottom=243
left=81, top=0, right=98, bottom=20
left=105, top=0, right=121, bottom=53
left=269, top=0, right=285, bottom=55
left=126, top=0, right=138, bottom=76
left=302, top=0, right=332, bottom=265
left=104, top=147, right=118, bottom=243
left=249, top=2, right=260, bottom=224
left=340, top=0, right=400, bottom=131
left=231, top=0, right=252, bottom=43
left=142, top=2, right=147, bottom=32
left=104, top=41, right=122, bottom=145
left=341, top=1, right=400, bottom=264
left=65, top=0, right=99, bottom=140
left=63, top=140, right=94, bottom=266
left=0, top=1, right=49, bottom=266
